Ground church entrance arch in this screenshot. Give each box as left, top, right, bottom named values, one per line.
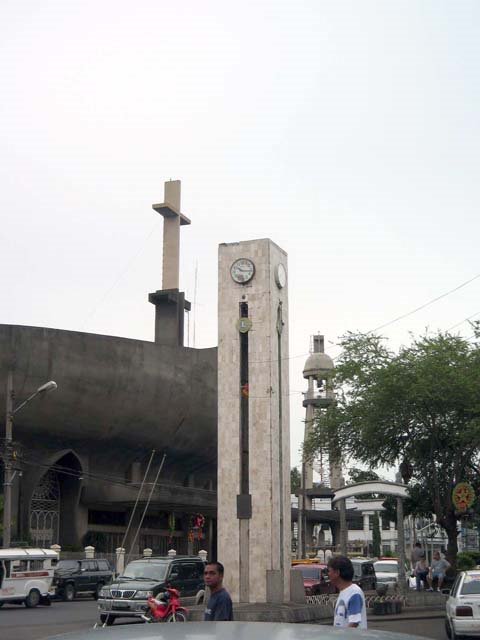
left=29, top=451, right=83, bottom=548
left=29, top=469, right=60, bottom=547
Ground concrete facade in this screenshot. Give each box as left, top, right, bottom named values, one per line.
left=0, top=324, right=217, bottom=551
left=0, top=181, right=217, bottom=555
left=217, top=239, right=291, bottom=603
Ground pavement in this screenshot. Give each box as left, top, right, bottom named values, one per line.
left=187, top=593, right=448, bottom=623
left=366, top=606, right=445, bottom=622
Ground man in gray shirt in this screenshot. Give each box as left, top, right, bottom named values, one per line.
left=427, top=551, right=450, bottom=591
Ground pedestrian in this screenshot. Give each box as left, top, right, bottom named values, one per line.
left=414, top=553, right=429, bottom=591
left=427, top=551, right=451, bottom=592
left=410, top=542, right=424, bottom=571
left=203, top=561, right=234, bottom=621
left=327, top=556, right=367, bottom=629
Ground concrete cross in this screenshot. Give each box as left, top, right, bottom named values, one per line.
left=152, top=180, right=191, bottom=290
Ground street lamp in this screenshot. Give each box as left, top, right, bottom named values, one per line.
left=2, top=372, right=57, bottom=548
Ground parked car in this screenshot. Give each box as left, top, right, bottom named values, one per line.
left=374, top=558, right=409, bottom=591
left=350, top=558, right=377, bottom=591
left=291, top=563, right=334, bottom=595
left=445, top=569, right=480, bottom=639
left=53, top=558, right=114, bottom=601
left=97, top=555, right=205, bottom=625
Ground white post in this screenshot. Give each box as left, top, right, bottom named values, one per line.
left=168, top=549, right=177, bottom=558
left=50, top=544, right=61, bottom=555
left=85, top=546, right=95, bottom=559
left=116, top=547, right=126, bottom=576
left=198, top=549, right=208, bottom=563
left=143, top=548, right=153, bottom=557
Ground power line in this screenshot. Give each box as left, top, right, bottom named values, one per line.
left=367, top=272, right=480, bottom=335
left=446, top=311, right=480, bottom=332
left=81, top=218, right=161, bottom=331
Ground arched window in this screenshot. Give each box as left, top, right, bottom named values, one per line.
left=30, top=469, right=60, bottom=547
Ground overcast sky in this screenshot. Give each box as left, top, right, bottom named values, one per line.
left=1, top=0, right=479, bottom=475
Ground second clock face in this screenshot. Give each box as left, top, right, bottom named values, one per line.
left=230, top=258, right=255, bottom=284
left=275, top=263, right=287, bottom=288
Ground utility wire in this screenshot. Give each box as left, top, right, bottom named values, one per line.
left=446, top=311, right=480, bottom=332
left=367, top=273, right=480, bottom=335
left=126, top=453, right=166, bottom=565
left=81, top=218, right=160, bottom=331
left=20, top=456, right=216, bottom=495
left=120, top=450, right=155, bottom=552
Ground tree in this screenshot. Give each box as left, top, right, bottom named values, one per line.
left=304, top=330, right=480, bottom=567
left=372, top=512, right=381, bottom=558
left=348, top=467, right=381, bottom=484
left=291, top=467, right=301, bottom=494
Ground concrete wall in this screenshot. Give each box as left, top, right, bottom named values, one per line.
left=0, top=324, right=218, bottom=546
left=0, top=324, right=217, bottom=464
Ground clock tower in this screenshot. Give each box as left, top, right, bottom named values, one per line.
left=217, top=238, right=291, bottom=603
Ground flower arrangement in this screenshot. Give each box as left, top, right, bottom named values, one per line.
left=189, top=513, right=205, bottom=540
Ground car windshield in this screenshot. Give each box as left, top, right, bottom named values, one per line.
left=461, top=574, right=480, bottom=595
left=295, top=567, right=322, bottom=579
left=374, top=562, right=398, bottom=573
left=121, top=562, right=167, bottom=581
left=57, top=560, right=80, bottom=570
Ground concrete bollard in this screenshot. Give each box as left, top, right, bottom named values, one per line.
left=85, top=546, right=95, bottom=559
left=143, top=548, right=153, bottom=557
left=168, top=549, right=177, bottom=558
left=198, top=550, right=208, bottom=563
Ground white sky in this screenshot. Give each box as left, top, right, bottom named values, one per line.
left=1, top=0, right=479, bottom=474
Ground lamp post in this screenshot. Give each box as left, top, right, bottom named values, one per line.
left=3, top=372, right=57, bottom=548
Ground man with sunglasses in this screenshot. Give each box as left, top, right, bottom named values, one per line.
left=203, top=561, right=233, bottom=621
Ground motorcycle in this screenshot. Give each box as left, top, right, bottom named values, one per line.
left=142, top=587, right=188, bottom=622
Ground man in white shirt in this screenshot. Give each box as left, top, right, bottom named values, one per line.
left=328, top=556, right=367, bottom=629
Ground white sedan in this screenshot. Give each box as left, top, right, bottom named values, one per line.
left=446, top=570, right=480, bottom=639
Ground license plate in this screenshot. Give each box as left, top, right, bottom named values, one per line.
left=113, top=602, right=130, bottom=610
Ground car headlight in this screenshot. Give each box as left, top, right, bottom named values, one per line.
left=134, top=590, right=153, bottom=599
left=99, top=588, right=111, bottom=598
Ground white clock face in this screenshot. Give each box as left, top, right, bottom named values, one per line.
left=275, top=263, right=287, bottom=288
left=230, top=258, right=255, bottom=284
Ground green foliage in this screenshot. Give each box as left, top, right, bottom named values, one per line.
left=348, top=467, right=381, bottom=484
left=305, top=330, right=480, bottom=566
left=372, top=513, right=381, bottom=558
left=291, top=467, right=301, bottom=494
left=82, top=530, right=108, bottom=552
left=457, top=552, right=477, bottom=571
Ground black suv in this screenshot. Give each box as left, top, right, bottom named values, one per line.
left=351, top=558, right=377, bottom=591
left=97, top=555, right=205, bottom=625
left=53, top=559, right=114, bottom=601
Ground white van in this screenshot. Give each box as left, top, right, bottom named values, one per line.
left=0, top=548, right=58, bottom=607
